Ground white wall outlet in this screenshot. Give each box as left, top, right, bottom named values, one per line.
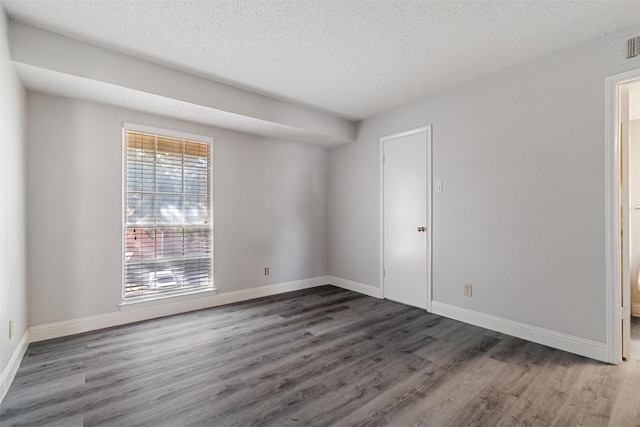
left=464, top=283, right=473, bottom=297
left=264, top=267, right=270, bottom=276
left=8, top=320, right=13, bottom=340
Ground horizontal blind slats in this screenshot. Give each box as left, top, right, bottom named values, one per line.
left=124, top=130, right=213, bottom=300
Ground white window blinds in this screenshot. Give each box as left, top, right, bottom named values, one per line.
left=124, top=127, right=213, bottom=301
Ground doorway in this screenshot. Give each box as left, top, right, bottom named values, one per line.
left=605, top=69, right=640, bottom=364
left=380, top=126, right=432, bottom=310
left=622, top=79, right=640, bottom=360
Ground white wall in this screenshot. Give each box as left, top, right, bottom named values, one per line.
left=0, top=6, right=27, bottom=373
left=9, top=21, right=356, bottom=146
left=328, top=24, right=640, bottom=344
left=27, top=92, right=328, bottom=326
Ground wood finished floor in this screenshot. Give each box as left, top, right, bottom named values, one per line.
left=2, top=285, right=640, bottom=427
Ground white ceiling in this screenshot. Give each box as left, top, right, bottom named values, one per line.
left=14, top=62, right=354, bottom=148
left=2, top=0, right=640, bottom=121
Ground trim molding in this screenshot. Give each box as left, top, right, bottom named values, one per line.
left=30, top=276, right=330, bottom=343
left=27, top=276, right=382, bottom=344
left=431, top=301, right=609, bottom=363
left=605, top=68, right=640, bottom=364
left=328, top=276, right=382, bottom=298
left=1, top=329, right=30, bottom=403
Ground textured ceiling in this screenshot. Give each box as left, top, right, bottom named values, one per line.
left=3, top=0, right=640, bottom=120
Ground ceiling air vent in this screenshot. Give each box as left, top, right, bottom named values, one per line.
left=621, top=34, right=640, bottom=64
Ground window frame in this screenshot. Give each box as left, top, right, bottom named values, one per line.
left=122, top=122, right=214, bottom=303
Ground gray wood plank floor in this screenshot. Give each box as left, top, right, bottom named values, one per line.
left=2, top=285, right=640, bottom=426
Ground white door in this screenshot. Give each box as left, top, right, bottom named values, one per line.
left=606, top=69, right=640, bottom=364
left=621, top=110, right=631, bottom=361
left=621, top=79, right=640, bottom=360
left=381, top=126, right=431, bottom=309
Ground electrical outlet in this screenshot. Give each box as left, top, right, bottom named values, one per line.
left=264, top=267, right=269, bottom=276
left=464, top=283, right=473, bottom=297
left=8, top=320, right=13, bottom=340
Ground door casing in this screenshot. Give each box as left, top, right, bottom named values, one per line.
left=605, top=69, right=640, bottom=364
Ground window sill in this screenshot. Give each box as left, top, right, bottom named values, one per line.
left=119, top=287, right=218, bottom=311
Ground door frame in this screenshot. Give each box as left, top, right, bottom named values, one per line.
left=605, top=68, right=640, bottom=364
left=379, top=125, right=433, bottom=311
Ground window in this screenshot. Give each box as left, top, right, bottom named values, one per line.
left=123, top=124, right=213, bottom=301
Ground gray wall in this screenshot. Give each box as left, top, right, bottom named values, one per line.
left=9, top=21, right=356, bottom=146
left=27, top=93, right=328, bottom=326
left=0, top=6, right=27, bottom=373
left=328, top=24, right=640, bottom=344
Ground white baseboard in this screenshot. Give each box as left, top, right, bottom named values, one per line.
left=328, top=276, right=382, bottom=298
left=1, top=329, right=30, bottom=403
left=30, top=276, right=330, bottom=343
left=633, top=303, right=640, bottom=317
left=431, top=301, right=609, bottom=363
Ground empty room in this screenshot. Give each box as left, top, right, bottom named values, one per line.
left=2, top=0, right=640, bottom=425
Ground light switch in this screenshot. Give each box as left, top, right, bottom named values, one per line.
left=435, top=180, right=443, bottom=193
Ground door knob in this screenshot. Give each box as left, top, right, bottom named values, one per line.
left=417, top=226, right=426, bottom=232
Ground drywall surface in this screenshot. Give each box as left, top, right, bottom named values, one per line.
left=26, top=93, right=328, bottom=325
left=0, top=6, right=27, bottom=373
left=9, top=21, right=356, bottom=146
left=328, top=24, right=640, bottom=343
